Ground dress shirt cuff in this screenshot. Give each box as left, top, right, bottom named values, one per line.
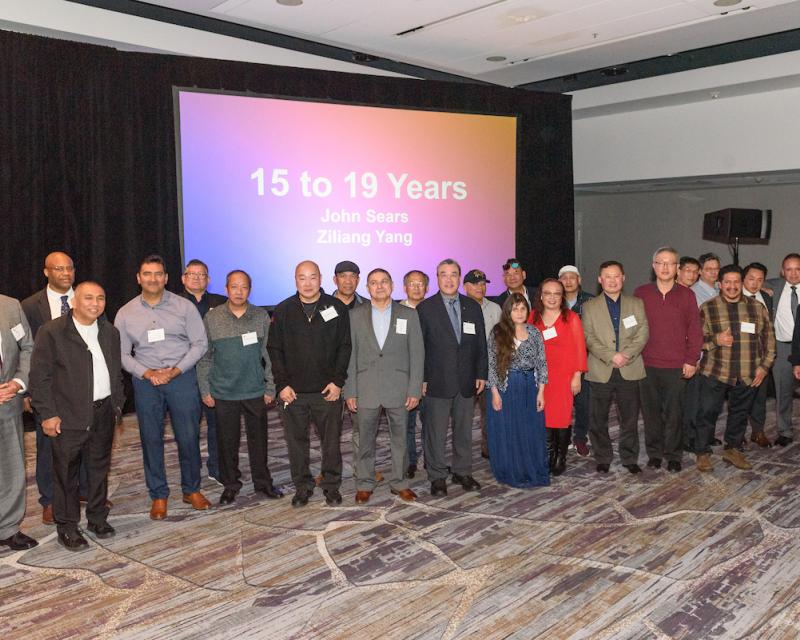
left=13, top=378, right=26, bottom=394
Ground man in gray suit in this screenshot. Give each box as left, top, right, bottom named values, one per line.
left=0, top=294, right=37, bottom=551
left=344, top=268, right=424, bottom=504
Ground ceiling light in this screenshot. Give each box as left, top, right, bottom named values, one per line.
left=276, top=0, right=303, bottom=6
left=486, top=55, right=507, bottom=62
left=713, top=0, right=741, bottom=7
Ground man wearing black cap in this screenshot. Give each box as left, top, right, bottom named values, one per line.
left=494, top=258, right=536, bottom=307
left=333, top=261, right=366, bottom=309
left=464, top=269, right=501, bottom=459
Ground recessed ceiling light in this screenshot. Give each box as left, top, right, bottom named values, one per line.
left=276, top=0, right=303, bottom=6
left=486, top=55, right=507, bottom=62
left=713, top=0, right=741, bottom=7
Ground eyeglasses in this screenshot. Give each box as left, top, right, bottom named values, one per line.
left=502, top=260, right=522, bottom=271
left=49, top=265, right=75, bottom=273
left=184, top=272, right=208, bottom=279
left=653, top=261, right=677, bottom=267
left=541, top=292, right=562, bottom=298
left=406, top=281, right=426, bottom=288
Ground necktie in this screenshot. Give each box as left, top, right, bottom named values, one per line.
left=60, top=295, right=70, bottom=316
left=791, top=285, right=798, bottom=322
left=447, top=298, right=460, bottom=343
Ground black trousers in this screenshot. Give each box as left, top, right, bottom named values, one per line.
left=572, top=378, right=591, bottom=443
left=279, top=393, right=342, bottom=493
left=589, top=370, right=641, bottom=465
left=639, top=367, right=685, bottom=462
left=682, top=375, right=701, bottom=450
left=694, top=375, right=757, bottom=454
left=50, top=399, right=114, bottom=535
left=214, top=397, right=273, bottom=493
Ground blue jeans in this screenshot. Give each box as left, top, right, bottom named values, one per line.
left=132, top=369, right=202, bottom=500
left=202, top=402, right=219, bottom=478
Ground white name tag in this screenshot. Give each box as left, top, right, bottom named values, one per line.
left=320, top=306, right=338, bottom=322
left=740, top=321, right=756, bottom=334
left=463, top=322, right=476, bottom=335
left=396, top=318, right=407, bottom=334
left=622, top=315, right=638, bottom=329
left=542, top=326, right=557, bottom=341
left=11, top=323, right=25, bottom=341
left=147, top=328, right=166, bottom=343
left=242, top=331, right=258, bottom=346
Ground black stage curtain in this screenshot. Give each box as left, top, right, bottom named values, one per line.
left=1, top=30, right=573, bottom=316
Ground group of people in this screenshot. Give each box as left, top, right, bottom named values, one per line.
left=1, top=249, right=799, bottom=555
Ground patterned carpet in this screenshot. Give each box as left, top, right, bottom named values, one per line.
left=1, top=400, right=799, bottom=640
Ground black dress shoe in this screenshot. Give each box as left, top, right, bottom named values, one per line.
left=451, top=473, right=481, bottom=491
left=87, top=521, right=115, bottom=539
left=667, top=460, right=682, bottom=473
left=291, top=490, right=310, bottom=507
left=646, top=458, right=662, bottom=469
left=430, top=479, right=448, bottom=497
left=623, top=464, right=642, bottom=474
left=57, top=530, right=89, bottom=551
left=323, top=489, right=342, bottom=506
left=776, top=435, right=794, bottom=447
left=257, top=484, right=284, bottom=499
left=596, top=463, right=610, bottom=473
left=0, top=531, right=38, bottom=551
left=406, top=464, right=417, bottom=479
left=219, top=488, right=237, bottom=505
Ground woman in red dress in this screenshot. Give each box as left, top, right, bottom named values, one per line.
left=529, top=278, right=587, bottom=475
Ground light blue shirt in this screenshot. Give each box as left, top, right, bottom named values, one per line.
left=691, top=279, right=718, bottom=307
left=371, top=303, right=392, bottom=350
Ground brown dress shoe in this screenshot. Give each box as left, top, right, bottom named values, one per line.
left=355, top=490, right=372, bottom=504
left=696, top=453, right=713, bottom=472
left=751, top=432, right=772, bottom=448
left=390, top=488, right=417, bottom=502
left=150, top=498, right=168, bottom=520
left=721, top=448, right=752, bottom=470
left=182, top=492, right=211, bottom=510
left=42, top=504, right=54, bottom=525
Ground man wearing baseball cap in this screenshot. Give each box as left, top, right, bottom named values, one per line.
left=333, top=261, right=366, bottom=309
left=495, top=259, right=536, bottom=307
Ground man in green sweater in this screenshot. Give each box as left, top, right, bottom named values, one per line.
left=197, top=270, right=283, bottom=505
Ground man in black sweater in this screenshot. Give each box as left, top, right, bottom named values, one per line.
left=267, top=261, right=351, bottom=507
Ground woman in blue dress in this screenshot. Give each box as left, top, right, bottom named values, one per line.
left=487, top=293, right=549, bottom=487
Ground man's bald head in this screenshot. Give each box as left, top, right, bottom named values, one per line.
left=43, top=252, right=75, bottom=294
left=295, top=260, right=322, bottom=303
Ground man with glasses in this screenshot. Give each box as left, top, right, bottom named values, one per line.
left=677, top=257, right=701, bottom=289
left=635, top=248, right=702, bottom=473
left=180, top=259, right=227, bottom=484
left=115, top=255, right=210, bottom=520
left=22, top=252, right=90, bottom=525
left=691, top=253, right=721, bottom=307
left=495, top=258, right=536, bottom=307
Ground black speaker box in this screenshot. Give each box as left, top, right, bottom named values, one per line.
left=702, top=208, right=771, bottom=245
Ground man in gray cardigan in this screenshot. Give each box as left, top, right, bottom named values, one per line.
left=344, top=268, right=424, bottom=504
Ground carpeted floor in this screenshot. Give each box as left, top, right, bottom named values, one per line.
left=1, top=400, right=799, bottom=640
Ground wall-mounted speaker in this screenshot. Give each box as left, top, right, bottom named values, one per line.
left=702, top=208, right=771, bottom=245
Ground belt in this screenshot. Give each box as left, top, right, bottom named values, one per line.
left=93, top=397, right=110, bottom=408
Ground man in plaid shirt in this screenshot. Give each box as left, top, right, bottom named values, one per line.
left=695, top=264, right=776, bottom=472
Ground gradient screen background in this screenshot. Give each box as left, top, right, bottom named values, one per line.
left=176, top=90, right=517, bottom=305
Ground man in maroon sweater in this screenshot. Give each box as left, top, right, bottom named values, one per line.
left=634, top=247, right=703, bottom=472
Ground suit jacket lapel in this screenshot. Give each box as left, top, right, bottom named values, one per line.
left=363, top=303, right=381, bottom=353
left=38, top=291, right=51, bottom=323
left=437, top=294, right=459, bottom=345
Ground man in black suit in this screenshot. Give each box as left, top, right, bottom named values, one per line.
left=30, top=282, right=125, bottom=550
left=494, top=258, right=536, bottom=307
left=742, top=263, right=774, bottom=448
left=21, top=251, right=88, bottom=525
left=417, top=259, right=487, bottom=497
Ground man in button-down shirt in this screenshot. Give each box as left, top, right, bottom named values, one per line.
left=695, top=265, right=776, bottom=472
left=114, top=255, right=210, bottom=520
left=691, top=253, right=721, bottom=307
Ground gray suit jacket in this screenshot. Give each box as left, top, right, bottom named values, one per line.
left=767, top=277, right=793, bottom=323
left=343, top=301, right=424, bottom=409
left=582, top=293, right=649, bottom=383
left=0, top=295, right=33, bottom=420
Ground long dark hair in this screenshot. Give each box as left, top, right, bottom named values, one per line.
left=530, top=278, right=568, bottom=323
left=493, top=293, right=530, bottom=383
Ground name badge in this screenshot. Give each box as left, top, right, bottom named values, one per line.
left=396, top=318, right=407, bottom=334
left=242, top=331, right=258, bottom=346
left=622, top=315, right=638, bottom=329
left=147, top=328, right=166, bottom=343
left=463, top=322, right=476, bottom=335
left=542, top=326, right=557, bottom=341
left=740, top=321, right=756, bottom=334
left=11, top=323, right=25, bottom=341
left=320, top=306, right=338, bottom=322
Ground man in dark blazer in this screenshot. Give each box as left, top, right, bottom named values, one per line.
left=742, top=262, right=774, bottom=447
left=30, top=282, right=124, bottom=550
left=344, top=268, right=424, bottom=504
left=21, top=251, right=87, bottom=525
left=493, top=258, right=537, bottom=307
left=766, top=253, right=800, bottom=446
left=417, top=259, right=487, bottom=497
left=0, top=293, right=37, bottom=551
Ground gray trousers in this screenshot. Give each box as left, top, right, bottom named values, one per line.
left=774, top=341, right=798, bottom=437
left=424, top=394, right=474, bottom=481
left=355, top=406, right=409, bottom=492
left=0, top=415, right=26, bottom=539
